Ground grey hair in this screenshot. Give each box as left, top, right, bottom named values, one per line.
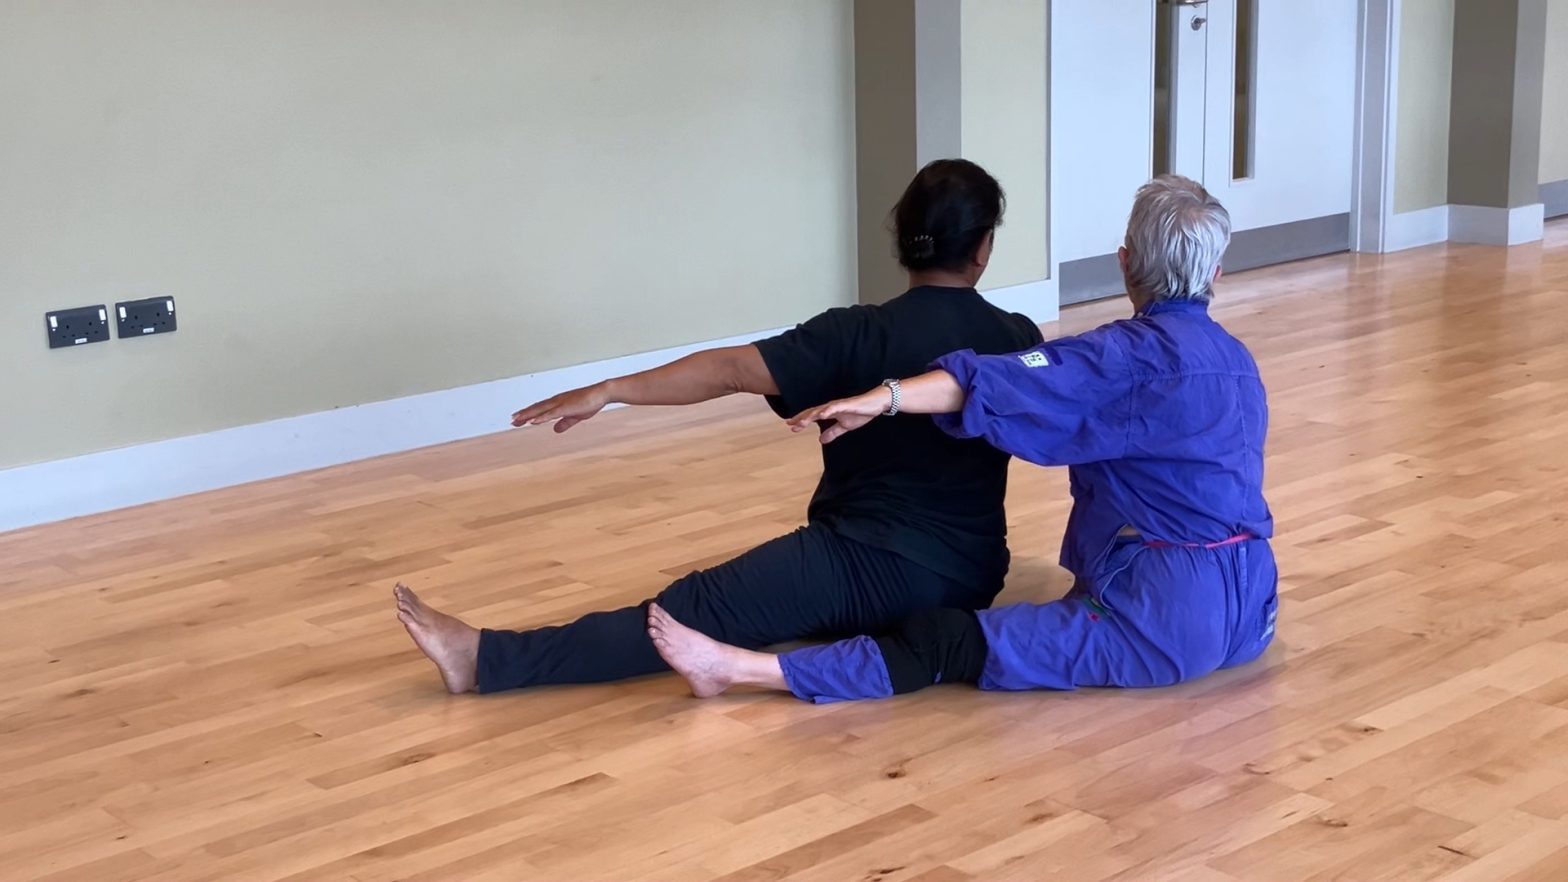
left=1123, top=175, right=1231, bottom=302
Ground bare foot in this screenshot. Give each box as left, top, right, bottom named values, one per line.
left=395, top=583, right=480, bottom=694
left=648, top=603, right=786, bottom=698
left=647, top=603, right=738, bottom=697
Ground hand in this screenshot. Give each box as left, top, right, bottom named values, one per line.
left=787, top=388, right=891, bottom=444
left=511, top=383, right=610, bottom=433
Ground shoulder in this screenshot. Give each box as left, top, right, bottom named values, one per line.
left=1015, top=322, right=1134, bottom=377
left=1006, top=310, right=1046, bottom=345
left=942, top=297, right=1043, bottom=349
left=813, top=300, right=881, bottom=323
left=1064, top=318, right=1138, bottom=354
left=766, top=302, right=876, bottom=343
left=1213, top=321, right=1264, bottom=375
left=1110, top=311, right=1262, bottom=378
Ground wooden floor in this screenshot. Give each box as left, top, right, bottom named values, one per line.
left=5, top=224, right=1568, bottom=881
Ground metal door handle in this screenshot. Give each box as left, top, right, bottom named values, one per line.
left=1191, top=16, right=1207, bottom=29
left=1162, top=0, right=1208, bottom=5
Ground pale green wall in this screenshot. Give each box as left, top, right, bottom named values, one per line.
left=1543, top=0, right=1568, bottom=182
left=960, top=0, right=1050, bottom=290
left=1395, top=0, right=1456, bottom=212
left=0, top=0, right=855, bottom=469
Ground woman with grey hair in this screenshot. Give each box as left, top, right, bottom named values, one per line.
left=645, top=175, right=1280, bottom=703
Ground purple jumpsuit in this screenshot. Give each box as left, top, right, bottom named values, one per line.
left=779, top=298, right=1279, bottom=702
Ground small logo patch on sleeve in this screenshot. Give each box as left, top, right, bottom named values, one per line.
left=1019, top=351, right=1049, bottom=368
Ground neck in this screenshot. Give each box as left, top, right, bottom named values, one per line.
left=908, top=269, right=979, bottom=289
left=1130, top=292, right=1208, bottom=314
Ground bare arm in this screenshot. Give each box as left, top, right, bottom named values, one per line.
left=606, top=344, right=779, bottom=405
left=512, top=344, right=779, bottom=432
left=786, top=369, right=966, bottom=444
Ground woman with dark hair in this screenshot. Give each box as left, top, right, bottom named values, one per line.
left=394, top=159, right=1046, bottom=694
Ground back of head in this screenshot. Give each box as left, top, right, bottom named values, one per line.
left=891, top=159, right=1005, bottom=273
left=1123, top=175, right=1231, bottom=303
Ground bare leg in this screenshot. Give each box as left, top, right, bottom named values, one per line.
left=647, top=603, right=787, bottom=698
left=394, top=583, right=480, bottom=694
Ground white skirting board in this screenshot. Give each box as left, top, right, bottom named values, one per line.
left=1383, top=205, right=1451, bottom=252
left=0, top=327, right=791, bottom=534
left=0, top=278, right=1060, bottom=535
left=1544, top=180, right=1568, bottom=218
left=1449, top=203, right=1546, bottom=246
left=1377, top=203, right=1551, bottom=253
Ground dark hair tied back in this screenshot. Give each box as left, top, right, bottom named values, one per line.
left=891, top=159, right=1004, bottom=273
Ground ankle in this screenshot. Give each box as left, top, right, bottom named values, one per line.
left=732, top=650, right=784, bottom=689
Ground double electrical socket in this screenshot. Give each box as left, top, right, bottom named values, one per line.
left=44, top=305, right=111, bottom=349
left=45, top=297, right=178, bottom=350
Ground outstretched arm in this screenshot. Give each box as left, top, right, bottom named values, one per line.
left=512, top=344, right=778, bottom=432
left=788, top=331, right=1134, bottom=465
left=787, top=369, right=965, bottom=444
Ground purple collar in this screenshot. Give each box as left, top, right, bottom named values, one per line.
left=1140, top=298, right=1211, bottom=318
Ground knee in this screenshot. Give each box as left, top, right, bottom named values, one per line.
left=1221, top=591, right=1278, bottom=669
left=650, top=574, right=718, bottom=632
left=649, top=580, right=694, bottom=620
left=652, top=572, right=769, bottom=649
left=1128, top=615, right=1228, bottom=687
left=879, top=607, right=987, bottom=692
left=1174, top=643, right=1229, bottom=684
left=889, top=608, right=978, bottom=649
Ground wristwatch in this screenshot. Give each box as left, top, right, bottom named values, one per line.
left=881, top=379, right=902, bottom=416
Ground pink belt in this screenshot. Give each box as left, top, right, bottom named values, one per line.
left=1142, top=533, right=1254, bottom=550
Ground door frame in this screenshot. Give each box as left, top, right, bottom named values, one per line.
left=1351, top=0, right=1399, bottom=253
left=1046, top=0, right=1400, bottom=306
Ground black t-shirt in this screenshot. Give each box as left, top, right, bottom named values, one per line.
left=753, top=286, right=1044, bottom=590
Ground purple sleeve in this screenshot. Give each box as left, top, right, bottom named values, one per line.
left=931, top=329, right=1133, bottom=466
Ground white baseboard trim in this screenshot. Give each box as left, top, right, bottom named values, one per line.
left=1449, top=203, right=1546, bottom=246
left=979, top=276, right=1059, bottom=324
left=1541, top=179, right=1568, bottom=218
left=0, top=326, right=789, bottom=534
left=1383, top=205, right=1451, bottom=252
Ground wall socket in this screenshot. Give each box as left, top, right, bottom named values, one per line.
left=45, top=305, right=111, bottom=349
left=116, top=296, right=178, bottom=338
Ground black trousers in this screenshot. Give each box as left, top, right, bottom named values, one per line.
left=874, top=608, right=990, bottom=694
left=474, top=524, right=996, bottom=693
